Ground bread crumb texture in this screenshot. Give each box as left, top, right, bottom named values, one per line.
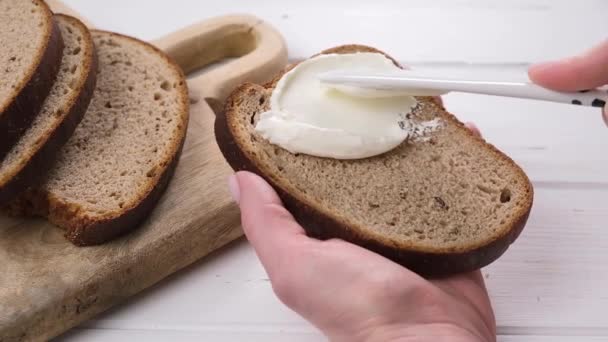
left=42, top=32, right=187, bottom=216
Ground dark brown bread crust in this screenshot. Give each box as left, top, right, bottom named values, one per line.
left=215, top=45, right=534, bottom=277
left=0, top=15, right=97, bottom=205
left=0, top=8, right=65, bottom=160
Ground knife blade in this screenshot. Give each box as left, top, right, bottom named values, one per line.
left=317, top=69, right=607, bottom=108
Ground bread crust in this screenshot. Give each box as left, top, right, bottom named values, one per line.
left=0, top=1, right=65, bottom=160
left=215, top=44, right=534, bottom=277
left=0, top=15, right=97, bottom=204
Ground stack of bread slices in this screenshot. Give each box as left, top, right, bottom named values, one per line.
left=0, top=0, right=189, bottom=246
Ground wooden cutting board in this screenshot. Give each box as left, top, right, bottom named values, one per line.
left=0, top=2, right=288, bottom=341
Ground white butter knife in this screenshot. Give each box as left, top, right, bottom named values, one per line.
left=318, top=70, right=607, bottom=108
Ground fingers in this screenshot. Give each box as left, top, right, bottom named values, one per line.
left=464, top=270, right=486, bottom=289
left=528, top=39, right=608, bottom=91
left=434, top=96, right=444, bottom=107
left=465, top=122, right=482, bottom=137
left=528, top=40, right=608, bottom=127
left=230, top=171, right=308, bottom=277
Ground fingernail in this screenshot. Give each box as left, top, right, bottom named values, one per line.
left=228, top=174, right=241, bottom=204
left=465, top=122, right=482, bottom=137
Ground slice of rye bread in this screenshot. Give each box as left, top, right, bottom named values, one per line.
left=215, top=44, right=534, bottom=277
left=6, top=31, right=189, bottom=246
left=0, top=0, right=64, bottom=159
left=0, top=14, right=97, bottom=204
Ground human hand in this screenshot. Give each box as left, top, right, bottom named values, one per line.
left=528, top=39, right=608, bottom=126
left=227, top=125, right=495, bottom=342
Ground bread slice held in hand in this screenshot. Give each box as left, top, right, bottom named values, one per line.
left=0, top=0, right=64, bottom=159
left=0, top=14, right=97, bottom=204
left=215, top=45, right=534, bottom=277
left=7, top=31, right=189, bottom=246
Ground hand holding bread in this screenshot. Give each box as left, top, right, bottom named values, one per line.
left=216, top=46, right=530, bottom=340
left=216, top=45, right=534, bottom=277
left=229, top=158, right=495, bottom=342
left=220, top=39, right=607, bottom=340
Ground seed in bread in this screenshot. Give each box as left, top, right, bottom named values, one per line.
left=215, top=45, right=534, bottom=277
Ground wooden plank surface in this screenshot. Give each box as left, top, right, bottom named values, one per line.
left=43, top=0, right=608, bottom=340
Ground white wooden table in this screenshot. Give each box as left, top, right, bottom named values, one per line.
left=55, top=1, right=608, bottom=341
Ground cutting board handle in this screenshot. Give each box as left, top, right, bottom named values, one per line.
left=153, top=14, right=288, bottom=113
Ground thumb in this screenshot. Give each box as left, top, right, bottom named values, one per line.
left=228, top=171, right=309, bottom=277
left=528, top=39, right=608, bottom=91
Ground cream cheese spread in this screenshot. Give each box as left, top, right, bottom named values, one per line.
left=254, top=52, right=422, bottom=159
